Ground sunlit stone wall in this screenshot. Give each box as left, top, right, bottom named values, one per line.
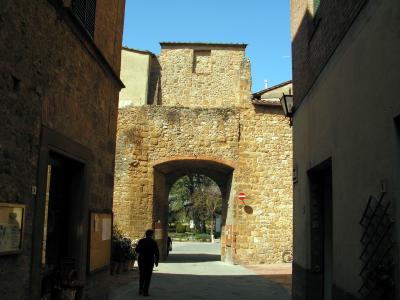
left=114, top=43, right=293, bottom=264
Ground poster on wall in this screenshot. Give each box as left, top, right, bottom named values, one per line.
left=0, top=203, right=25, bottom=255
left=89, top=211, right=113, bottom=273
left=101, top=218, right=111, bottom=241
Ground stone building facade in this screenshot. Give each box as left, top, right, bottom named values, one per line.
left=0, top=1, right=125, bottom=299
left=114, top=43, right=293, bottom=265
left=290, top=0, right=400, bottom=299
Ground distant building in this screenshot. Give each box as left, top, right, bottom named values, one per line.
left=252, top=80, right=292, bottom=107
left=290, top=0, right=399, bottom=299
left=0, top=1, right=125, bottom=298
left=119, top=47, right=154, bottom=107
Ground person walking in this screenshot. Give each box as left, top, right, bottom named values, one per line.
left=135, top=229, right=160, bottom=297
left=167, top=236, right=172, bottom=257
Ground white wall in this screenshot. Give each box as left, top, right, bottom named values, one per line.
left=293, top=0, right=400, bottom=295
left=119, top=49, right=151, bottom=107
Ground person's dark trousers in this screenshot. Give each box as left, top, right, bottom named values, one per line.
left=139, top=261, right=154, bottom=295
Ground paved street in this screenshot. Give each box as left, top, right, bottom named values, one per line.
left=110, top=242, right=291, bottom=300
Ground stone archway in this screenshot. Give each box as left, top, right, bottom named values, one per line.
left=152, top=158, right=234, bottom=260
left=113, top=43, right=293, bottom=265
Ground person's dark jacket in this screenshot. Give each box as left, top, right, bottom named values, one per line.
left=135, top=237, right=160, bottom=266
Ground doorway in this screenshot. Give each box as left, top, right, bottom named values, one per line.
left=308, top=159, right=333, bottom=300
left=40, top=151, right=85, bottom=299
left=395, top=115, right=400, bottom=300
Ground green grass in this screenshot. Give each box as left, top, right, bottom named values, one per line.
left=169, top=232, right=211, bottom=242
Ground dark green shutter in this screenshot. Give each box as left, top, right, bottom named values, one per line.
left=71, top=0, right=97, bottom=37
left=314, top=0, right=320, bottom=13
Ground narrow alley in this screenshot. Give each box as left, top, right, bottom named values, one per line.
left=110, top=242, right=291, bottom=300
left=1, top=1, right=399, bottom=299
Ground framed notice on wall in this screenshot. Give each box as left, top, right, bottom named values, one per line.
left=88, top=211, right=113, bottom=273
left=0, top=203, right=25, bottom=255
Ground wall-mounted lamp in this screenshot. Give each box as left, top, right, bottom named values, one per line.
left=280, top=93, right=295, bottom=126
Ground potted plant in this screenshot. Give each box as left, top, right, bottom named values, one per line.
left=111, top=226, right=124, bottom=274
left=111, top=226, right=136, bottom=274
left=121, top=237, right=136, bottom=271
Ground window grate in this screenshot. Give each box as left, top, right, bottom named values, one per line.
left=359, top=193, right=396, bottom=299
left=71, top=0, right=96, bottom=37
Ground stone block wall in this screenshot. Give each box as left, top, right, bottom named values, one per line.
left=0, top=0, right=124, bottom=298
left=114, top=105, right=293, bottom=264
left=114, top=106, right=240, bottom=238
left=156, top=43, right=250, bottom=108
left=114, top=43, right=292, bottom=265
left=94, top=0, right=126, bottom=73
left=234, top=106, right=293, bottom=263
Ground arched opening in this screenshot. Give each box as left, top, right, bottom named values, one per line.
left=152, top=159, right=234, bottom=261
left=168, top=174, right=222, bottom=252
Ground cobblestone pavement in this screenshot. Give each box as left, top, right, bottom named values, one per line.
left=109, top=242, right=291, bottom=300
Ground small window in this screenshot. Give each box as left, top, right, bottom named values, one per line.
left=71, top=0, right=97, bottom=37
left=193, top=50, right=211, bottom=74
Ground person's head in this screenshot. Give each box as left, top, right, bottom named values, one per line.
left=145, top=229, right=154, bottom=238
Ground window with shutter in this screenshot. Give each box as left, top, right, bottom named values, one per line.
left=308, top=0, right=321, bottom=17
left=314, top=0, right=320, bottom=13
left=71, top=0, right=96, bottom=37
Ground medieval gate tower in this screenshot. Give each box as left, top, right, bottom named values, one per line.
left=113, top=43, right=292, bottom=264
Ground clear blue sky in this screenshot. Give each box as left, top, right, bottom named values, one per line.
left=122, top=0, right=292, bottom=92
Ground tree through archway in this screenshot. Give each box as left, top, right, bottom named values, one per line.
left=152, top=158, right=234, bottom=260
left=169, top=174, right=222, bottom=244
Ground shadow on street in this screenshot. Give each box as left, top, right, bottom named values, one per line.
left=109, top=243, right=290, bottom=299
left=164, top=253, right=221, bottom=263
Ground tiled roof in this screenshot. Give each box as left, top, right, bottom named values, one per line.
left=252, top=80, right=292, bottom=99
left=122, top=46, right=154, bottom=55
left=251, top=99, right=282, bottom=107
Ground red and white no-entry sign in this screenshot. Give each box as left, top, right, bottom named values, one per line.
left=238, top=192, right=246, bottom=203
